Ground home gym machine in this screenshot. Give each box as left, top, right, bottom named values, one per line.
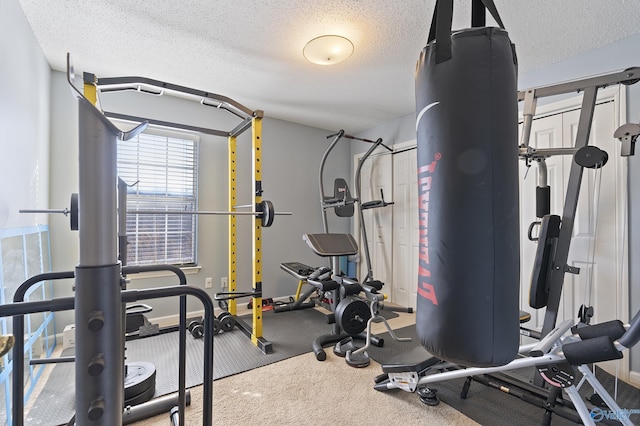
left=302, top=232, right=410, bottom=367
left=374, top=67, right=640, bottom=425
left=278, top=130, right=404, bottom=313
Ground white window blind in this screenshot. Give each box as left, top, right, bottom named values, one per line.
left=117, top=128, right=198, bottom=266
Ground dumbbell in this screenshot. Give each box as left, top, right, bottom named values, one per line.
left=188, top=320, right=204, bottom=339
left=217, top=312, right=236, bottom=332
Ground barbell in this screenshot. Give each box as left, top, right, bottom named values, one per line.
left=20, top=195, right=289, bottom=229
left=20, top=193, right=80, bottom=230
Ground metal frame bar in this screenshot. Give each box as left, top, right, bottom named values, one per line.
left=354, top=138, right=385, bottom=283
left=539, top=86, right=597, bottom=337
left=74, top=77, right=127, bottom=426
left=319, top=130, right=346, bottom=233
left=95, top=75, right=254, bottom=118
left=3, top=283, right=215, bottom=426
left=223, top=108, right=272, bottom=354
left=228, top=134, right=238, bottom=318
left=11, top=271, right=74, bottom=426
left=517, top=68, right=640, bottom=102
left=104, top=111, right=230, bottom=137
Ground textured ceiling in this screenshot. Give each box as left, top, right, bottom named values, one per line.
left=17, top=0, right=640, bottom=133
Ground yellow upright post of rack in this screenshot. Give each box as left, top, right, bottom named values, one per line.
left=83, top=73, right=98, bottom=106
left=225, top=114, right=271, bottom=354
left=251, top=113, right=264, bottom=345
left=228, top=135, right=238, bottom=317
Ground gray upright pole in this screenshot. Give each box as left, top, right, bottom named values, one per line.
left=75, top=98, right=124, bottom=425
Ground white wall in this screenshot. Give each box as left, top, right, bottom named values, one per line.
left=0, top=0, right=51, bottom=229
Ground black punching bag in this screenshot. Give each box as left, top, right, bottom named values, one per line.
left=414, top=0, right=520, bottom=367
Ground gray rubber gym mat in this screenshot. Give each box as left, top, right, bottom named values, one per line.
left=24, top=307, right=376, bottom=425
left=369, top=325, right=640, bottom=426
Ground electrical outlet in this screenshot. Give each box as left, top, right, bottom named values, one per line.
left=221, top=277, right=228, bottom=289
left=205, top=277, right=213, bottom=288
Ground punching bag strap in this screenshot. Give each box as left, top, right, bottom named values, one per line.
left=474, top=0, right=506, bottom=30
left=427, top=0, right=454, bottom=63
left=428, top=0, right=507, bottom=64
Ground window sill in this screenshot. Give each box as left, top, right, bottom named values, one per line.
left=124, top=265, right=202, bottom=281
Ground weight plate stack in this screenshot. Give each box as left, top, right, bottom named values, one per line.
left=124, top=361, right=156, bottom=406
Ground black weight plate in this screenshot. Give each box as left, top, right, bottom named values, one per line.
left=574, top=146, right=608, bottom=169
left=191, top=324, right=204, bottom=338
left=70, top=193, right=79, bottom=231
left=213, top=318, right=222, bottom=334
left=260, top=200, right=274, bottom=227
left=336, top=297, right=370, bottom=335
left=187, top=320, right=200, bottom=332
left=217, top=311, right=231, bottom=321
left=124, top=361, right=156, bottom=400
left=124, top=382, right=155, bottom=407
left=621, top=68, right=640, bottom=86
left=221, top=315, right=235, bottom=332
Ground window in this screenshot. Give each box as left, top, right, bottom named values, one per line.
left=117, top=127, right=199, bottom=266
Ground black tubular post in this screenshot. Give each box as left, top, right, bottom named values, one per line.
left=122, top=265, right=186, bottom=284
left=11, top=271, right=74, bottom=426
left=122, top=286, right=214, bottom=426
left=29, top=356, right=75, bottom=365
left=539, top=85, right=597, bottom=338
left=122, top=391, right=191, bottom=425
left=10, top=266, right=186, bottom=426
left=0, top=297, right=75, bottom=317
left=122, top=264, right=188, bottom=426
left=4, top=296, right=75, bottom=426
left=3, top=282, right=212, bottom=426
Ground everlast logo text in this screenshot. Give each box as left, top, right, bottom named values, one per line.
left=417, top=154, right=440, bottom=306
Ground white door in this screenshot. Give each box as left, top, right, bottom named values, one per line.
left=391, top=144, right=418, bottom=310
left=519, top=86, right=628, bottom=377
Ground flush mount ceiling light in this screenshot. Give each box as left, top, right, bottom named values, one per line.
left=303, top=35, right=354, bottom=65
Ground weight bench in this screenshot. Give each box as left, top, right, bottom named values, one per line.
left=378, top=316, right=639, bottom=425
left=125, top=303, right=159, bottom=337
left=275, top=261, right=321, bottom=313
left=303, top=233, right=409, bottom=367
left=374, top=310, right=534, bottom=397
